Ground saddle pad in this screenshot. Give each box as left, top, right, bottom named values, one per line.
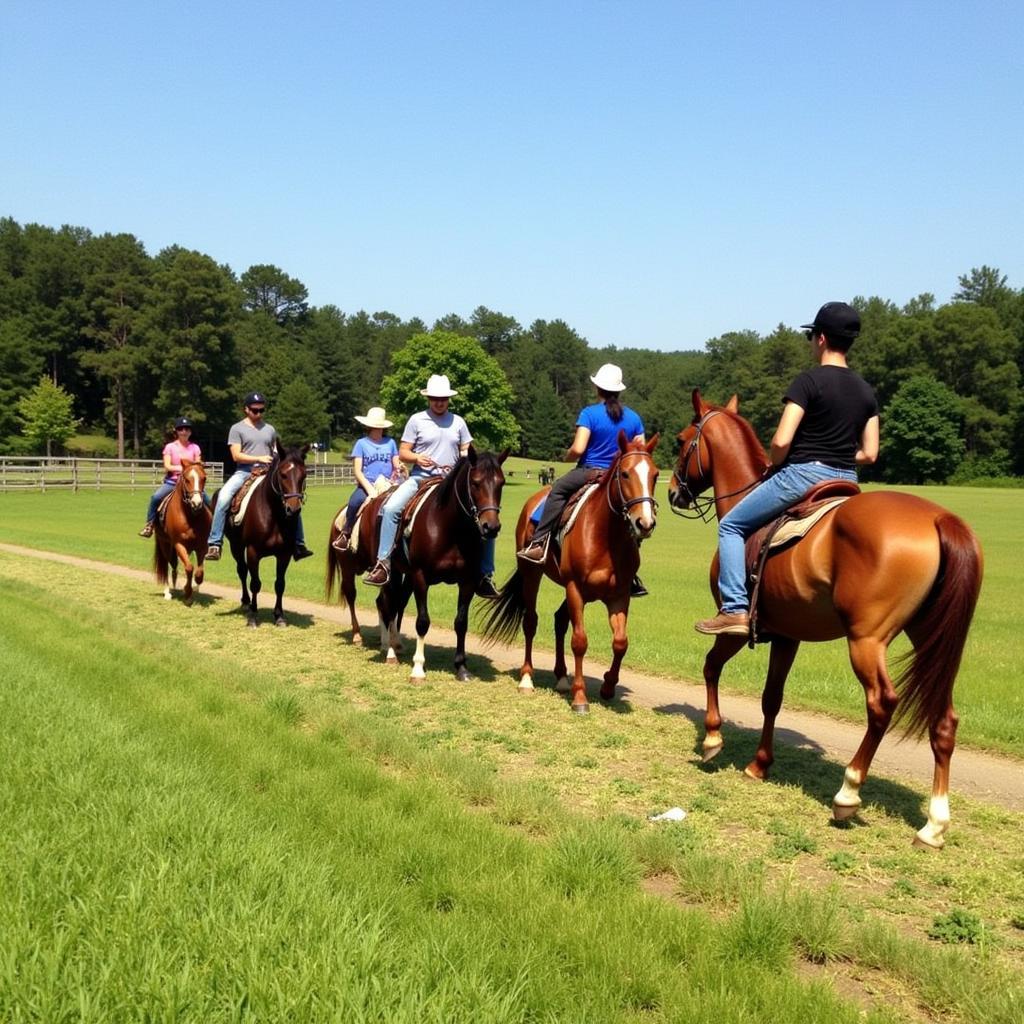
left=157, top=491, right=174, bottom=525
left=402, top=478, right=443, bottom=540
left=231, top=474, right=266, bottom=527
left=557, top=484, right=598, bottom=544
left=767, top=497, right=849, bottom=550
left=334, top=480, right=397, bottom=555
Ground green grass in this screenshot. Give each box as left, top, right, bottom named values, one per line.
left=1, top=472, right=1021, bottom=754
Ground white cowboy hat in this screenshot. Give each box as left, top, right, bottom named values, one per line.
left=590, top=363, right=627, bottom=392
left=420, top=373, right=459, bottom=398
left=354, top=406, right=393, bottom=429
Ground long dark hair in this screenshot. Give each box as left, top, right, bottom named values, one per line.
left=598, top=387, right=623, bottom=422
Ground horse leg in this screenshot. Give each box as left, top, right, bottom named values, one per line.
left=566, top=584, right=590, bottom=714
left=273, top=553, right=289, bottom=626
left=175, top=541, right=193, bottom=605
left=599, top=599, right=629, bottom=702
left=453, top=580, right=475, bottom=682
left=701, top=635, right=746, bottom=762
left=246, top=550, right=262, bottom=629
left=163, top=542, right=177, bottom=601
left=553, top=599, right=571, bottom=693
left=743, top=637, right=800, bottom=780
left=914, top=701, right=958, bottom=850
left=518, top=567, right=544, bottom=693
left=409, top=574, right=430, bottom=683
left=832, top=636, right=899, bottom=821
left=377, top=583, right=401, bottom=666
left=340, top=557, right=362, bottom=644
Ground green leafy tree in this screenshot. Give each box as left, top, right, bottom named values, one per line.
left=239, top=264, right=309, bottom=325
left=380, top=331, right=519, bottom=451
left=881, top=375, right=964, bottom=484
left=17, top=375, right=77, bottom=456
left=272, top=378, right=331, bottom=446
left=470, top=306, right=521, bottom=356
left=519, top=378, right=572, bottom=459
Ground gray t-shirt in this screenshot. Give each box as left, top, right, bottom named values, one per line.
left=227, top=418, right=278, bottom=461
left=401, top=409, right=472, bottom=477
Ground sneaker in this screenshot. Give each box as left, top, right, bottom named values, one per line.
left=475, top=574, right=500, bottom=599
left=694, top=609, right=750, bottom=636
left=206, top=544, right=221, bottom=561
left=363, top=561, right=390, bottom=587
left=294, top=543, right=314, bottom=561
left=516, top=537, right=548, bottom=564
left=138, top=522, right=154, bottom=538
left=629, top=576, right=649, bottom=598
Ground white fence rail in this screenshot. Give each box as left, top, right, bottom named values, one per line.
left=0, top=457, right=355, bottom=492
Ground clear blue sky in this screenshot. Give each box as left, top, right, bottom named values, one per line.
left=3, top=1, right=1021, bottom=351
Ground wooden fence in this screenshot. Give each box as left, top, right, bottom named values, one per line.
left=0, top=458, right=355, bottom=492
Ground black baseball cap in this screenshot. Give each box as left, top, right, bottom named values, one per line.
left=801, top=302, right=861, bottom=340
left=244, top=392, right=267, bottom=407
left=174, top=416, right=193, bottom=429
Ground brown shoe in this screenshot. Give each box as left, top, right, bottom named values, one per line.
left=363, top=561, right=390, bottom=587
left=516, top=536, right=548, bottom=564
left=331, top=530, right=351, bottom=553
left=138, top=522, right=154, bottom=538
left=475, top=574, right=499, bottom=599
left=694, top=609, right=750, bottom=636
left=294, top=543, right=314, bottom=561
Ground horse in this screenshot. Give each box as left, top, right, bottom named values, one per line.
left=218, top=441, right=310, bottom=628
left=481, top=433, right=660, bottom=714
left=153, top=458, right=211, bottom=605
left=668, top=389, right=983, bottom=849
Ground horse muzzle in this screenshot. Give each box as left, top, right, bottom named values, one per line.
left=479, top=518, right=501, bottom=539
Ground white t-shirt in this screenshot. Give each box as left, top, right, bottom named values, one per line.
left=401, top=409, right=472, bottom=477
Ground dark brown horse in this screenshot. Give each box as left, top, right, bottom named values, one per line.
left=482, top=433, right=660, bottom=714
left=220, top=441, right=310, bottom=628
left=153, top=459, right=211, bottom=605
left=328, top=448, right=507, bottom=681
left=668, top=389, right=983, bottom=848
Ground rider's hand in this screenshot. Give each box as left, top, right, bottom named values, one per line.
left=257, top=455, right=273, bottom=464
left=418, top=454, right=436, bottom=469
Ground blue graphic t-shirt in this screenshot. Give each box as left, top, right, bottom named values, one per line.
left=350, top=436, right=398, bottom=483
left=576, top=403, right=645, bottom=468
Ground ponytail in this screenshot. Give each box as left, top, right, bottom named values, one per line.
left=598, top=388, right=623, bottom=422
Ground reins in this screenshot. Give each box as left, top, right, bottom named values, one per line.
left=452, top=458, right=501, bottom=528
left=605, top=448, right=659, bottom=540
left=268, top=456, right=307, bottom=506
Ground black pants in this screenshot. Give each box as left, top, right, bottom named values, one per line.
left=532, top=467, right=594, bottom=541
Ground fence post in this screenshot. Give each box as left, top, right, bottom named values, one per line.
left=73, top=460, right=79, bottom=492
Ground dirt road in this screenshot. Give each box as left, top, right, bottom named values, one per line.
left=4, top=541, right=1021, bottom=813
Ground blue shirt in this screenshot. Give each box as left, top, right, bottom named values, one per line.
left=576, top=403, right=645, bottom=468
left=350, top=436, right=398, bottom=483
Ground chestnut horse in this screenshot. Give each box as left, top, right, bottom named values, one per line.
left=218, top=441, right=310, bottom=628
left=482, top=433, right=660, bottom=714
left=153, top=459, right=211, bottom=605
left=668, top=389, right=983, bottom=848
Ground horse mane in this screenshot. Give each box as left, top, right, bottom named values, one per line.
left=711, top=404, right=769, bottom=468
left=435, top=451, right=503, bottom=507
left=273, top=445, right=308, bottom=465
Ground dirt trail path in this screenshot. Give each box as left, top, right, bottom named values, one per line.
left=4, top=541, right=1022, bottom=813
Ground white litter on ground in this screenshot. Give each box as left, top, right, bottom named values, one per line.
left=649, top=807, right=687, bottom=822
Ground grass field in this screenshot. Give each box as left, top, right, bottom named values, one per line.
left=1, top=467, right=1021, bottom=755
left=2, top=551, right=1023, bottom=1022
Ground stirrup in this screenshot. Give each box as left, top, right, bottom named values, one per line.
left=517, top=533, right=550, bottom=563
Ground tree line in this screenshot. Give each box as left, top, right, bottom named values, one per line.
left=2, top=216, right=1021, bottom=483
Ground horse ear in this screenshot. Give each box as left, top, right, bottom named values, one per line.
left=467, top=444, right=478, bottom=464
left=691, top=388, right=704, bottom=415
left=497, top=449, right=510, bottom=464
left=617, top=428, right=628, bottom=452
left=275, top=438, right=285, bottom=459
left=645, top=433, right=660, bottom=453
left=300, top=443, right=311, bottom=458
left=725, top=394, right=739, bottom=413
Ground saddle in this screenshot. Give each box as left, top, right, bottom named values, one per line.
left=744, top=480, right=861, bottom=645
left=332, top=478, right=396, bottom=554
left=230, top=466, right=268, bottom=525
left=156, top=490, right=175, bottom=526
left=401, top=476, right=444, bottom=540
left=529, top=470, right=604, bottom=534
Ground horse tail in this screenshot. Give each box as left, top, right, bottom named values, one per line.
left=153, top=537, right=170, bottom=585
left=892, top=513, right=983, bottom=738
left=478, top=566, right=528, bottom=647
left=325, top=544, right=340, bottom=603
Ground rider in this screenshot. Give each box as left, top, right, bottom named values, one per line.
left=517, top=363, right=649, bottom=598
left=695, top=301, right=879, bottom=636
left=331, top=405, right=403, bottom=552
left=138, top=416, right=206, bottom=537
left=362, top=374, right=498, bottom=598
left=205, top=391, right=314, bottom=562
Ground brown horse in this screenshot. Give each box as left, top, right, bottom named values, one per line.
left=384, top=449, right=507, bottom=682
left=220, top=441, right=310, bottom=628
left=482, top=433, right=660, bottom=714
left=153, top=459, right=211, bottom=605
left=668, top=389, right=983, bottom=848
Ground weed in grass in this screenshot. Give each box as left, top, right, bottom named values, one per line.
left=767, top=818, right=818, bottom=860
left=928, top=909, right=987, bottom=945
left=547, top=822, right=640, bottom=898
left=596, top=732, right=629, bottom=749
left=791, top=887, right=849, bottom=964
left=720, top=889, right=793, bottom=970
left=826, top=851, right=857, bottom=873
left=1011, top=913, right=1024, bottom=931
left=613, top=778, right=642, bottom=796
left=572, top=755, right=598, bottom=769
left=264, top=692, right=303, bottom=727
left=892, top=878, right=918, bottom=899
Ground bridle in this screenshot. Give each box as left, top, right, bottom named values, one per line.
left=180, top=465, right=206, bottom=514
left=269, top=457, right=307, bottom=507
left=670, top=410, right=757, bottom=521
left=607, top=449, right=659, bottom=539
left=453, top=459, right=501, bottom=529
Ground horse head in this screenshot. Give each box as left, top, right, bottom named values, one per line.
left=440, top=445, right=507, bottom=539
left=272, top=440, right=310, bottom=518
left=179, top=458, right=207, bottom=512
left=612, top=431, right=660, bottom=540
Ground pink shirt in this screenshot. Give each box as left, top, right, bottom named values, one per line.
left=162, top=440, right=202, bottom=483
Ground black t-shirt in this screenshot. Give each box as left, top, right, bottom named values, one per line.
left=783, top=366, right=878, bottom=470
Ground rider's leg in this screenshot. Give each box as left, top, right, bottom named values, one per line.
left=208, top=469, right=251, bottom=547
left=365, top=477, right=419, bottom=583
left=142, top=482, right=175, bottom=534
left=518, top=469, right=591, bottom=560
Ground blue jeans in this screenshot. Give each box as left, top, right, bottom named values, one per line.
left=345, top=486, right=369, bottom=530
left=209, top=468, right=306, bottom=547
left=376, top=474, right=495, bottom=576
left=717, top=461, right=857, bottom=614
left=146, top=482, right=176, bottom=523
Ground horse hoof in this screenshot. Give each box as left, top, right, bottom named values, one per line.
left=701, top=743, right=723, bottom=763
left=456, top=669, right=473, bottom=683
left=742, top=765, right=766, bottom=782
left=351, top=633, right=363, bottom=646
left=599, top=684, right=615, bottom=702
left=571, top=703, right=590, bottom=715
left=274, top=619, right=288, bottom=628
left=247, top=620, right=259, bottom=630
left=911, top=833, right=944, bottom=851
left=554, top=676, right=571, bottom=694
left=517, top=675, right=535, bottom=693
left=385, top=656, right=399, bottom=667
left=832, top=803, right=860, bottom=822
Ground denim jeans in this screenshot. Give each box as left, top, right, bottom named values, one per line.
left=146, top=482, right=176, bottom=523
left=376, top=473, right=495, bottom=576
left=717, top=461, right=857, bottom=613
left=209, top=468, right=307, bottom=548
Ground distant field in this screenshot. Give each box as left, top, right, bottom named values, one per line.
left=0, top=469, right=1021, bottom=755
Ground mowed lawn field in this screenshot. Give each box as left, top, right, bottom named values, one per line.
left=2, top=546, right=1024, bottom=1022
left=1, top=467, right=1021, bottom=754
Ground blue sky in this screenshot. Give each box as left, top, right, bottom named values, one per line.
left=3, top=1, right=1021, bottom=350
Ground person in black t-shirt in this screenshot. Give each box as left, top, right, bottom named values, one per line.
left=696, top=302, right=880, bottom=636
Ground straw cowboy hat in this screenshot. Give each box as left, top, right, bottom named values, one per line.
left=420, top=374, right=459, bottom=398
left=590, top=363, right=627, bottom=392
left=354, top=406, right=393, bottom=429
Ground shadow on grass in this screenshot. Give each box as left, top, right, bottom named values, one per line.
left=213, top=602, right=316, bottom=630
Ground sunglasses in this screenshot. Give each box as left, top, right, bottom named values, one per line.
left=803, top=329, right=819, bottom=341
left=176, top=426, right=192, bottom=431
left=248, top=407, right=266, bottom=414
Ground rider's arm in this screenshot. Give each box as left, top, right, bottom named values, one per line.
left=353, top=456, right=372, bottom=493
left=400, top=439, right=433, bottom=469
left=229, top=443, right=272, bottom=466
left=769, top=401, right=806, bottom=467
left=855, top=416, right=880, bottom=466
left=162, top=447, right=177, bottom=474
left=564, top=425, right=590, bottom=462
left=459, top=443, right=470, bottom=458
